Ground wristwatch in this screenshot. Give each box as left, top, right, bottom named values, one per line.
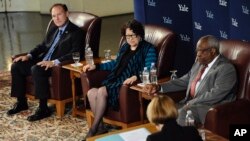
left=51, top=60, right=55, bottom=66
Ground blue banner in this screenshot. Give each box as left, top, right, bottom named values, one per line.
left=134, top=0, right=250, bottom=76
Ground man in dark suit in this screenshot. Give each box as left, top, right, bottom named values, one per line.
left=143, top=35, right=237, bottom=126
left=7, top=3, right=84, bottom=121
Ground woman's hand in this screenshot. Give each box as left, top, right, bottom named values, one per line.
left=82, top=64, right=96, bottom=72
left=123, top=75, right=137, bottom=85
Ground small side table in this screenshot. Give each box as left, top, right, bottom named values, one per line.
left=130, top=85, right=153, bottom=123
left=62, top=62, right=85, bottom=117
left=62, top=58, right=103, bottom=117
left=130, top=77, right=170, bottom=123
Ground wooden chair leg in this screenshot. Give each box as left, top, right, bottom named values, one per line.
left=86, top=110, right=94, bottom=128
left=85, top=109, right=144, bottom=130
left=55, top=101, right=65, bottom=118
left=47, top=98, right=73, bottom=118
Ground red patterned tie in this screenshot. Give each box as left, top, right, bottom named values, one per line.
left=190, top=65, right=207, bottom=98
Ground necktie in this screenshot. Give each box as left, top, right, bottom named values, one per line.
left=43, top=30, right=63, bottom=61
left=190, top=65, right=207, bottom=98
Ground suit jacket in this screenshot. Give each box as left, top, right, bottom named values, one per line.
left=147, top=120, right=202, bottom=141
left=161, top=55, right=237, bottom=106
left=29, top=20, right=85, bottom=62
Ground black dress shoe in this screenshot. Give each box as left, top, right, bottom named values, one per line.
left=7, top=102, right=28, bottom=115
left=83, top=129, right=96, bottom=140
left=27, top=107, right=51, bottom=122
left=96, top=126, right=108, bottom=135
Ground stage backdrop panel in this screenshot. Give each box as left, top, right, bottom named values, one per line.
left=229, top=0, right=250, bottom=41
left=134, top=0, right=194, bottom=76
left=192, top=0, right=230, bottom=43
left=134, top=0, right=250, bottom=76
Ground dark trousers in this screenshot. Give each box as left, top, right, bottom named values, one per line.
left=11, top=60, right=51, bottom=100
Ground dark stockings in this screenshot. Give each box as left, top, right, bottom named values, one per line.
left=86, top=86, right=108, bottom=138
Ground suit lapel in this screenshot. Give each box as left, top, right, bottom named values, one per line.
left=55, top=21, right=72, bottom=48
left=194, top=55, right=223, bottom=97
left=53, top=22, right=73, bottom=54
left=47, top=28, right=58, bottom=48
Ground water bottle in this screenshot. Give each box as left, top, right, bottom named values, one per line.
left=85, top=46, right=94, bottom=65
left=142, top=67, right=150, bottom=84
left=150, top=63, right=158, bottom=84
left=185, top=110, right=195, bottom=126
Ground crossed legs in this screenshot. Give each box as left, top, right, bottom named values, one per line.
left=86, top=86, right=108, bottom=138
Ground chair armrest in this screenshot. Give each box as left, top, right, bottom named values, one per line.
left=80, top=70, right=110, bottom=105
left=50, top=62, right=73, bottom=100
left=158, top=76, right=171, bottom=83
left=12, top=53, right=74, bottom=65
left=81, top=70, right=110, bottom=90
left=58, top=60, right=74, bottom=66
left=155, top=77, right=186, bottom=121
left=119, top=84, right=141, bottom=122
left=157, top=76, right=186, bottom=102
left=119, top=80, right=140, bottom=108
left=12, top=53, right=28, bottom=61
left=161, top=90, right=186, bottom=102
left=204, top=99, right=250, bottom=138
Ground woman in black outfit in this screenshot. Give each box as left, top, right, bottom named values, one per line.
left=146, top=95, right=202, bottom=141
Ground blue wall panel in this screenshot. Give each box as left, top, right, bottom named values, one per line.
left=192, top=0, right=230, bottom=44
left=134, top=0, right=250, bottom=76
left=138, top=0, right=194, bottom=76
left=229, top=0, right=250, bottom=41
left=134, top=0, right=146, bottom=23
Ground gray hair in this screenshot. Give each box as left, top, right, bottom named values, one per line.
left=198, top=35, right=220, bottom=53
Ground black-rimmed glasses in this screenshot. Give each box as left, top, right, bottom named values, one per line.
left=125, top=34, right=137, bottom=40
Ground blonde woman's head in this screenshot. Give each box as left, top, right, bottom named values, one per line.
left=146, top=95, right=178, bottom=125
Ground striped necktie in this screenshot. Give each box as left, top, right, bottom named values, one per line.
left=190, top=65, right=207, bottom=98
left=43, top=30, right=63, bottom=61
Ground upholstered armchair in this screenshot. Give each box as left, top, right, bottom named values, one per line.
left=81, top=24, right=176, bottom=128
left=204, top=40, right=250, bottom=138
left=12, top=12, right=102, bottom=118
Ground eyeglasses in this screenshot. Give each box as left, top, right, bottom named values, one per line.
left=125, top=34, right=137, bottom=40
left=196, top=47, right=212, bottom=53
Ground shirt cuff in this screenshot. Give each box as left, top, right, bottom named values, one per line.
left=53, top=59, right=60, bottom=65
left=27, top=54, right=32, bottom=59
left=159, top=85, right=163, bottom=93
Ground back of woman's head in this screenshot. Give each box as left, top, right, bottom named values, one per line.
left=147, top=95, right=178, bottom=125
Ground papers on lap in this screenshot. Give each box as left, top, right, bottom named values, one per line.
left=95, top=128, right=151, bottom=141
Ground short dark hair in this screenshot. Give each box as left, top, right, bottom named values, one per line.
left=121, top=19, right=145, bottom=39
left=49, top=3, right=68, bottom=13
